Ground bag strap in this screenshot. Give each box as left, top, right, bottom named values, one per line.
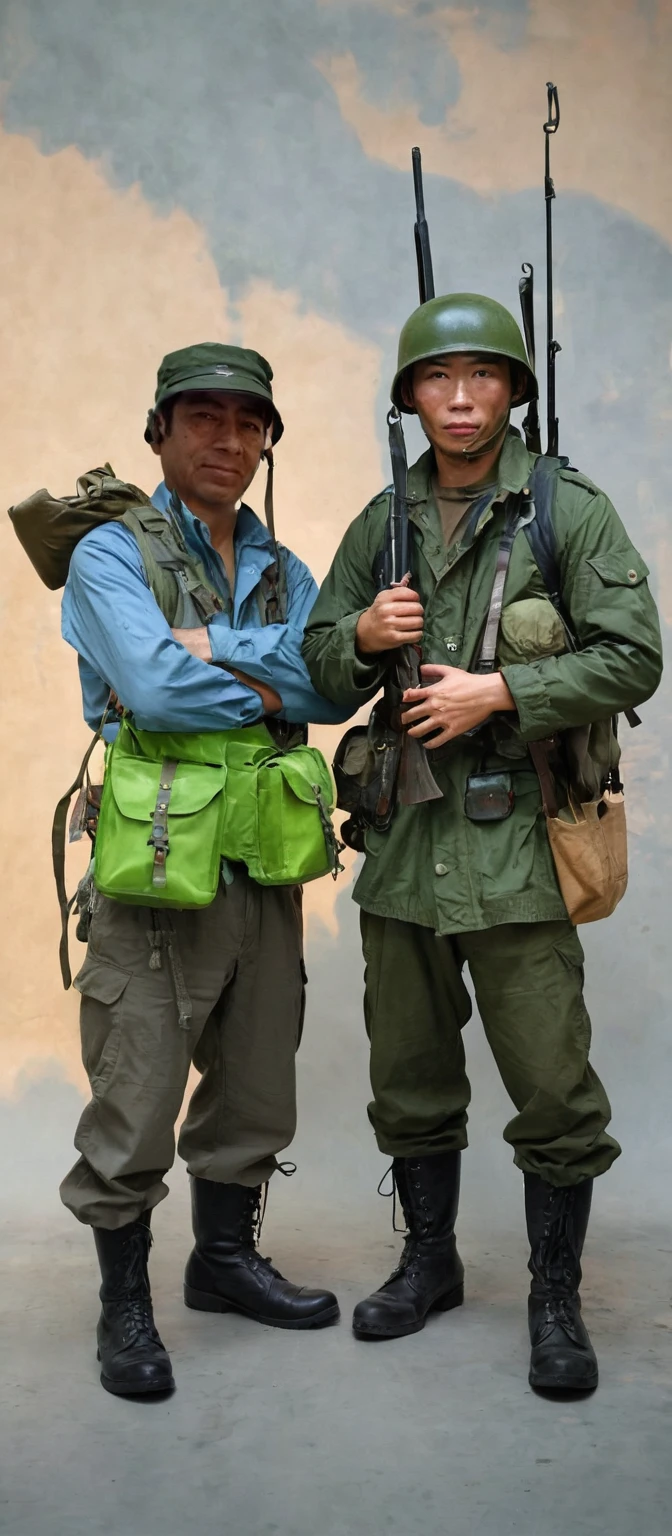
left=523, top=456, right=571, bottom=629
left=257, top=547, right=289, bottom=626
left=52, top=700, right=113, bottom=989
left=122, top=502, right=225, bottom=627
left=475, top=496, right=534, bottom=674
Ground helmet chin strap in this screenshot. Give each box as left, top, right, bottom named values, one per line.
left=457, top=410, right=511, bottom=463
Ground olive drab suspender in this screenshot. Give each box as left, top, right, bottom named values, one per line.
left=122, top=497, right=289, bottom=630
left=474, top=491, right=535, bottom=674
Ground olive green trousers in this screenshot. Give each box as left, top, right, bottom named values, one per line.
left=60, top=871, right=304, bottom=1230
left=360, top=912, right=620, bottom=1186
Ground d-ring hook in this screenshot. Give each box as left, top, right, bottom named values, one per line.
left=544, top=81, right=560, bottom=134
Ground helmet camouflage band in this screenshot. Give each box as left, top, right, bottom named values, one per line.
left=391, top=293, right=538, bottom=412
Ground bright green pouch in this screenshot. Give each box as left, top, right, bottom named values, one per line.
left=94, top=720, right=340, bottom=906
left=220, top=739, right=340, bottom=885
left=94, top=720, right=231, bottom=907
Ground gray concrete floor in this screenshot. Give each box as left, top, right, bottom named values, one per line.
left=2, top=886, right=672, bottom=1534
left=2, top=1198, right=672, bottom=1536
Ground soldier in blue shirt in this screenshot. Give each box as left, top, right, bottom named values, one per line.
left=60, top=345, right=346, bottom=1397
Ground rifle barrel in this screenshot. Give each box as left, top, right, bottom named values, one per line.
left=544, top=82, right=561, bottom=456
left=412, top=147, right=435, bottom=305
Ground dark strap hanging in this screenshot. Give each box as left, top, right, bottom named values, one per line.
left=52, top=699, right=114, bottom=989
left=475, top=496, right=534, bottom=674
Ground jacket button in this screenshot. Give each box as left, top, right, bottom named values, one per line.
left=627, top=569, right=638, bottom=582
left=435, top=863, right=448, bottom=876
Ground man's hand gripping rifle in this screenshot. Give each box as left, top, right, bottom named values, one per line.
left=381, top=408, right=442, bottom=807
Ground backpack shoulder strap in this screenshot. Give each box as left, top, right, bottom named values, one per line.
left=523, top=456, right=641, bottom=730
left=122, top=502, right=225, bottom=628
left=258, top=543, right=289, bottom=625
left=523, top=454, right=569, bottom=620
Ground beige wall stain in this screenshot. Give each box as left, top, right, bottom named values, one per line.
left=318, top=0, right=672, bottom=246
left=0, top=125, right=382, bottom=1095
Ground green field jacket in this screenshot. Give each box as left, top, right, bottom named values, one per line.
left=302, top=430, right=663, bottom=934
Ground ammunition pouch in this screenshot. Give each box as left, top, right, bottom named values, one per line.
left=332, top=697, right=402, bottom=852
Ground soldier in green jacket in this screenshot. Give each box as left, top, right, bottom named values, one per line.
left=302, top=294, right=663, bottom=1392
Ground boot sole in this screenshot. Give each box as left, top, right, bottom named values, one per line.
left=183, top=1284, right=340, bottom=1330
left=97, top=1350, right=175, bottom=1396
left=352, top=1282, right=464, bottom=1341
left=529, top=1367, right=598, bottom=1393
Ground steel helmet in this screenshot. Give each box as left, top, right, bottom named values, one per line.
left=391, top=293, right=538, bottom=412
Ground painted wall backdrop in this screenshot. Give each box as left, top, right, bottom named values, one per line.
left=0, top=0, right=670, bottom=1216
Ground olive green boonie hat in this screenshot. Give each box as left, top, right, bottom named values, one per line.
left=391, top=293, right=538, bottom=412
left=145, top=342, right=284, bottom=444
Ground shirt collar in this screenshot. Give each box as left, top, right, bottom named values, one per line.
left=406, top=427, right=532, bottom=506
left=150, top=481, right=276, bottom=558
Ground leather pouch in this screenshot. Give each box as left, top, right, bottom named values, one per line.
left=464, top=771, right=515, bottom=822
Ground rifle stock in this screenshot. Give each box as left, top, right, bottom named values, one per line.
left=396, top=644, right=443, bottom=806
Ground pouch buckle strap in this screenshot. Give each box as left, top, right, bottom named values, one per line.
left=147, top=760, right=178, bottom=888
left=313, top=785, right=345, bottom=880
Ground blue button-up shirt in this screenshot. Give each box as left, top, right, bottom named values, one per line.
left=62, top=482, right=348, bottom=732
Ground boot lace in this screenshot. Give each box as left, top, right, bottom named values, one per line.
left=238, top=1163, right=297, bottom=1276
left=535, top=1186, right=579, bottom=1295
left=107, top=1223, right=163, bottom=1351
left=377, top=1162, right=430, bottom=1285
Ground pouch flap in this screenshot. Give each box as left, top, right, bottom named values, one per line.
left=109, top=753, right=225, bottom=820
left=73, top=954, right=130, bottom=1004
left=268, top=748, right=334, bottom=808
left=587, top=553, right=649, bottom=587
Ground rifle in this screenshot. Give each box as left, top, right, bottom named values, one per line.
left=544, top=82, right=561, bottom=456
left=518, top=263, right=542, bottom=454
left=330, top=146, right=442, bottom=842
left=383, top=407, right=442, bottom=806
left=412, top=146, right=435, bottom=305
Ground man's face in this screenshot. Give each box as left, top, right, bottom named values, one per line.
left=154, top=390, right=269, bottom=511
left=402, top=353, right=515, bottom=456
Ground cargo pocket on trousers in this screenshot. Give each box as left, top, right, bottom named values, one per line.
left=74, top=954, right=131, bottom=1095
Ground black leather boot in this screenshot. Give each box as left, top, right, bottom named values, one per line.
left=352, top=1152, right=464, bottom=1340
left=525, top=1174, right=598, bottom=1393
left=93, top=1214, right=175, bottom=1396
left=183, top=1177, right=340, bottom=1329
